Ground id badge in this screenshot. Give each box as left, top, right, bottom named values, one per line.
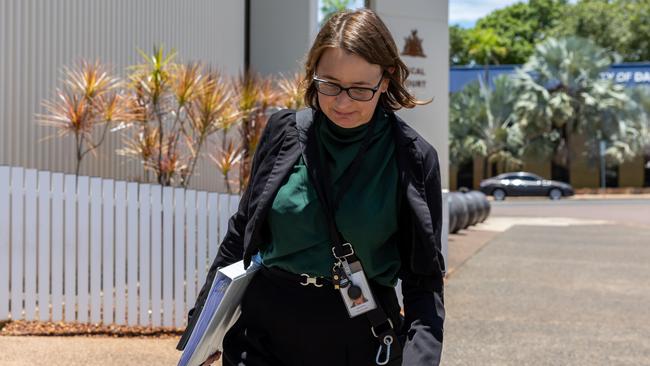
left=338, top=260, right=377, bottom=318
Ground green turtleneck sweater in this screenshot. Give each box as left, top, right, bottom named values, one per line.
left=259, top=107, right=401, bottom=287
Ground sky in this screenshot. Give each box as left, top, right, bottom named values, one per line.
left=449, top=0, right=576, bottom=28
left=449, top=0, right=525, bottom=28
left=316, top=0, right=571, bottom=29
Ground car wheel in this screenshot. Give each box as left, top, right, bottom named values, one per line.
left=549, top=188, right=562, bottom=200
left=493, top=188, right=506, bottom=201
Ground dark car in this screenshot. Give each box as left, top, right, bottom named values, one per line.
left=479, top=172, right=574, bottom=201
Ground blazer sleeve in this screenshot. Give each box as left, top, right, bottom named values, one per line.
left=176, top=110, right=289, bottom=351
left=400, top=145, right=445, bottom=365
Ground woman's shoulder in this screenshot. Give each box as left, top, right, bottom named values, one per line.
left=265, top=108, right=297, bottom=135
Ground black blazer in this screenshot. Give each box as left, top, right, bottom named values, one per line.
left=178, top=108, right=445, bottom=365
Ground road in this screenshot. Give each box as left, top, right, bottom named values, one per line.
left=490, top=198, right=650, bottom=227
left=442, top=198, right=650, bottom=365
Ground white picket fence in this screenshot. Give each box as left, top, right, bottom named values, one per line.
left=0, top=166, right=239, bottom=328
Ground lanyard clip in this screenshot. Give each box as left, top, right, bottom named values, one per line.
left=300, top=274, right=324, bottom=287
left=332, top=242, right=355, bottom=260
left=375, top=335, right=393, bottom=365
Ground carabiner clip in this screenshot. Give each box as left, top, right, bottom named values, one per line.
left=375, top=335, right=393, bottom=365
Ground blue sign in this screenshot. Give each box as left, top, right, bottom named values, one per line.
left=450, top=63, right=650, bottom=93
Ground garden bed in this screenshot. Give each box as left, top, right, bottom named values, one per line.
left=0, top=319, right=183, bottom=338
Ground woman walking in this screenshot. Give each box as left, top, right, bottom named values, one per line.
left=178, top=8, right=445, bottom=366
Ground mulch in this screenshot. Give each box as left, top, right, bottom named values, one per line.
left=0, top=319, right=184, bottom=338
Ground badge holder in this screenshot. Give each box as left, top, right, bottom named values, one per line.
left=331, top=244, right=377, bottom=318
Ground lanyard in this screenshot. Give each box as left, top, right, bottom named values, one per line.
left=305, top=111, right=377, bottom=254
left=298, top=108, right=402, bottom=365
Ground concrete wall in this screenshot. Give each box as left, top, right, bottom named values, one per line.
left=524, top=159, right=552, bottom=180
left=0, top=0, right=245, bottom=191
left=249, top=0, right=318, bottom=77
left=619, top=155, right=645, bottom=187
left=372, top=0, right=450, bottom=190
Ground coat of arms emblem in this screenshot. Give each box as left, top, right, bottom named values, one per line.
left=401, top=29, right=426, bottom=57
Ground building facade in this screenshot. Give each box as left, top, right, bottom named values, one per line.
left=2, top=0, right=450, bottom=193
left=449, top=64, right=650, bottom=190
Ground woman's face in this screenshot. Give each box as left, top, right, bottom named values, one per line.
left=315, top=48, right=390, bottom=128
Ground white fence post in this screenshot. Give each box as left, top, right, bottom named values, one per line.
left=0, top=167, right=10, bottom=320
left=11, top=167, right=24, bottom=320
left=139, top=184, right=151, bottom=326
left=102, top=180, right=115, bottom=325
left=38, top=171, right=52, bottom=321
left=90, top=178, right=103, bottom=324
left=162, top=187, right=174, bottom=327
left=209, top=194, right=220, bottom=267
left=51, top=173, right=64, bottom=322
left=196, top=191, right=208, bottom=290
left=64, top=175, right=76, bottom=322
left=77, top=176, right=90, bottom=323
left=127, top=183, right=139, bottom=326
left=114, top=181, right=127, bottom=325
left=229, top=195, right=240, bottom=218
left=216, top=194, right=228, bottom=251
left=24, top=169, right=38, bottom=320
left=150, top=184, right=162, bottom=327
left=185, top=189, right=197, bottom=326
left=174, top=188, right=186, bottom=328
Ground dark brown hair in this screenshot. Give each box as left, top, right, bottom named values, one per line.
left=302, top=8, right=429, bottom=111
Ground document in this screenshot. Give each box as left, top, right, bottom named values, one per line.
left=177, top=259, right=260, bottom=366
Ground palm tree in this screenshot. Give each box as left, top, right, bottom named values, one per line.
left=512, top=36, right=645, bottom=182
left=626, top=86, right=650, bottom=168
left=450, top=75, right=523, bottom=180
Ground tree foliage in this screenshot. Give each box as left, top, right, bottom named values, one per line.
left=320, top=0, right=354, bottom=26
left=512, top=37, right=646, bottom=171
left=551, top=0, right=650, bottom=63
left=449, top=25, right=470, bottom=65
left=451, top=0, right=569, bottom=65
left=450, top=76, right=524, bottom=179
left=450, top=0, right=650, bottom=66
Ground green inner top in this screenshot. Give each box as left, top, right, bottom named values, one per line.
left=259, top=107, right=401, bottom=287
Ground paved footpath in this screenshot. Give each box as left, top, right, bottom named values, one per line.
left=0, top=336, right=182, bottom=366
left=441, top=224, right=650, bottom=366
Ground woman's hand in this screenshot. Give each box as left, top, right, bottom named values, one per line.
left=200, top=351, right=222, bottom=366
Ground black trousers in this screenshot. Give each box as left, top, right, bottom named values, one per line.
left=222, top=265, right=403, bottom=366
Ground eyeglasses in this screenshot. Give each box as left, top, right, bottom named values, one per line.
left=313, top=75, right=383, bottom=102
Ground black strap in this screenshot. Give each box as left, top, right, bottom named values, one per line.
left=304, top=110, right=376, bottom=255
left=296, top=109, right=402, bottom=364
left=307, top=110, right=375, bottom=260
